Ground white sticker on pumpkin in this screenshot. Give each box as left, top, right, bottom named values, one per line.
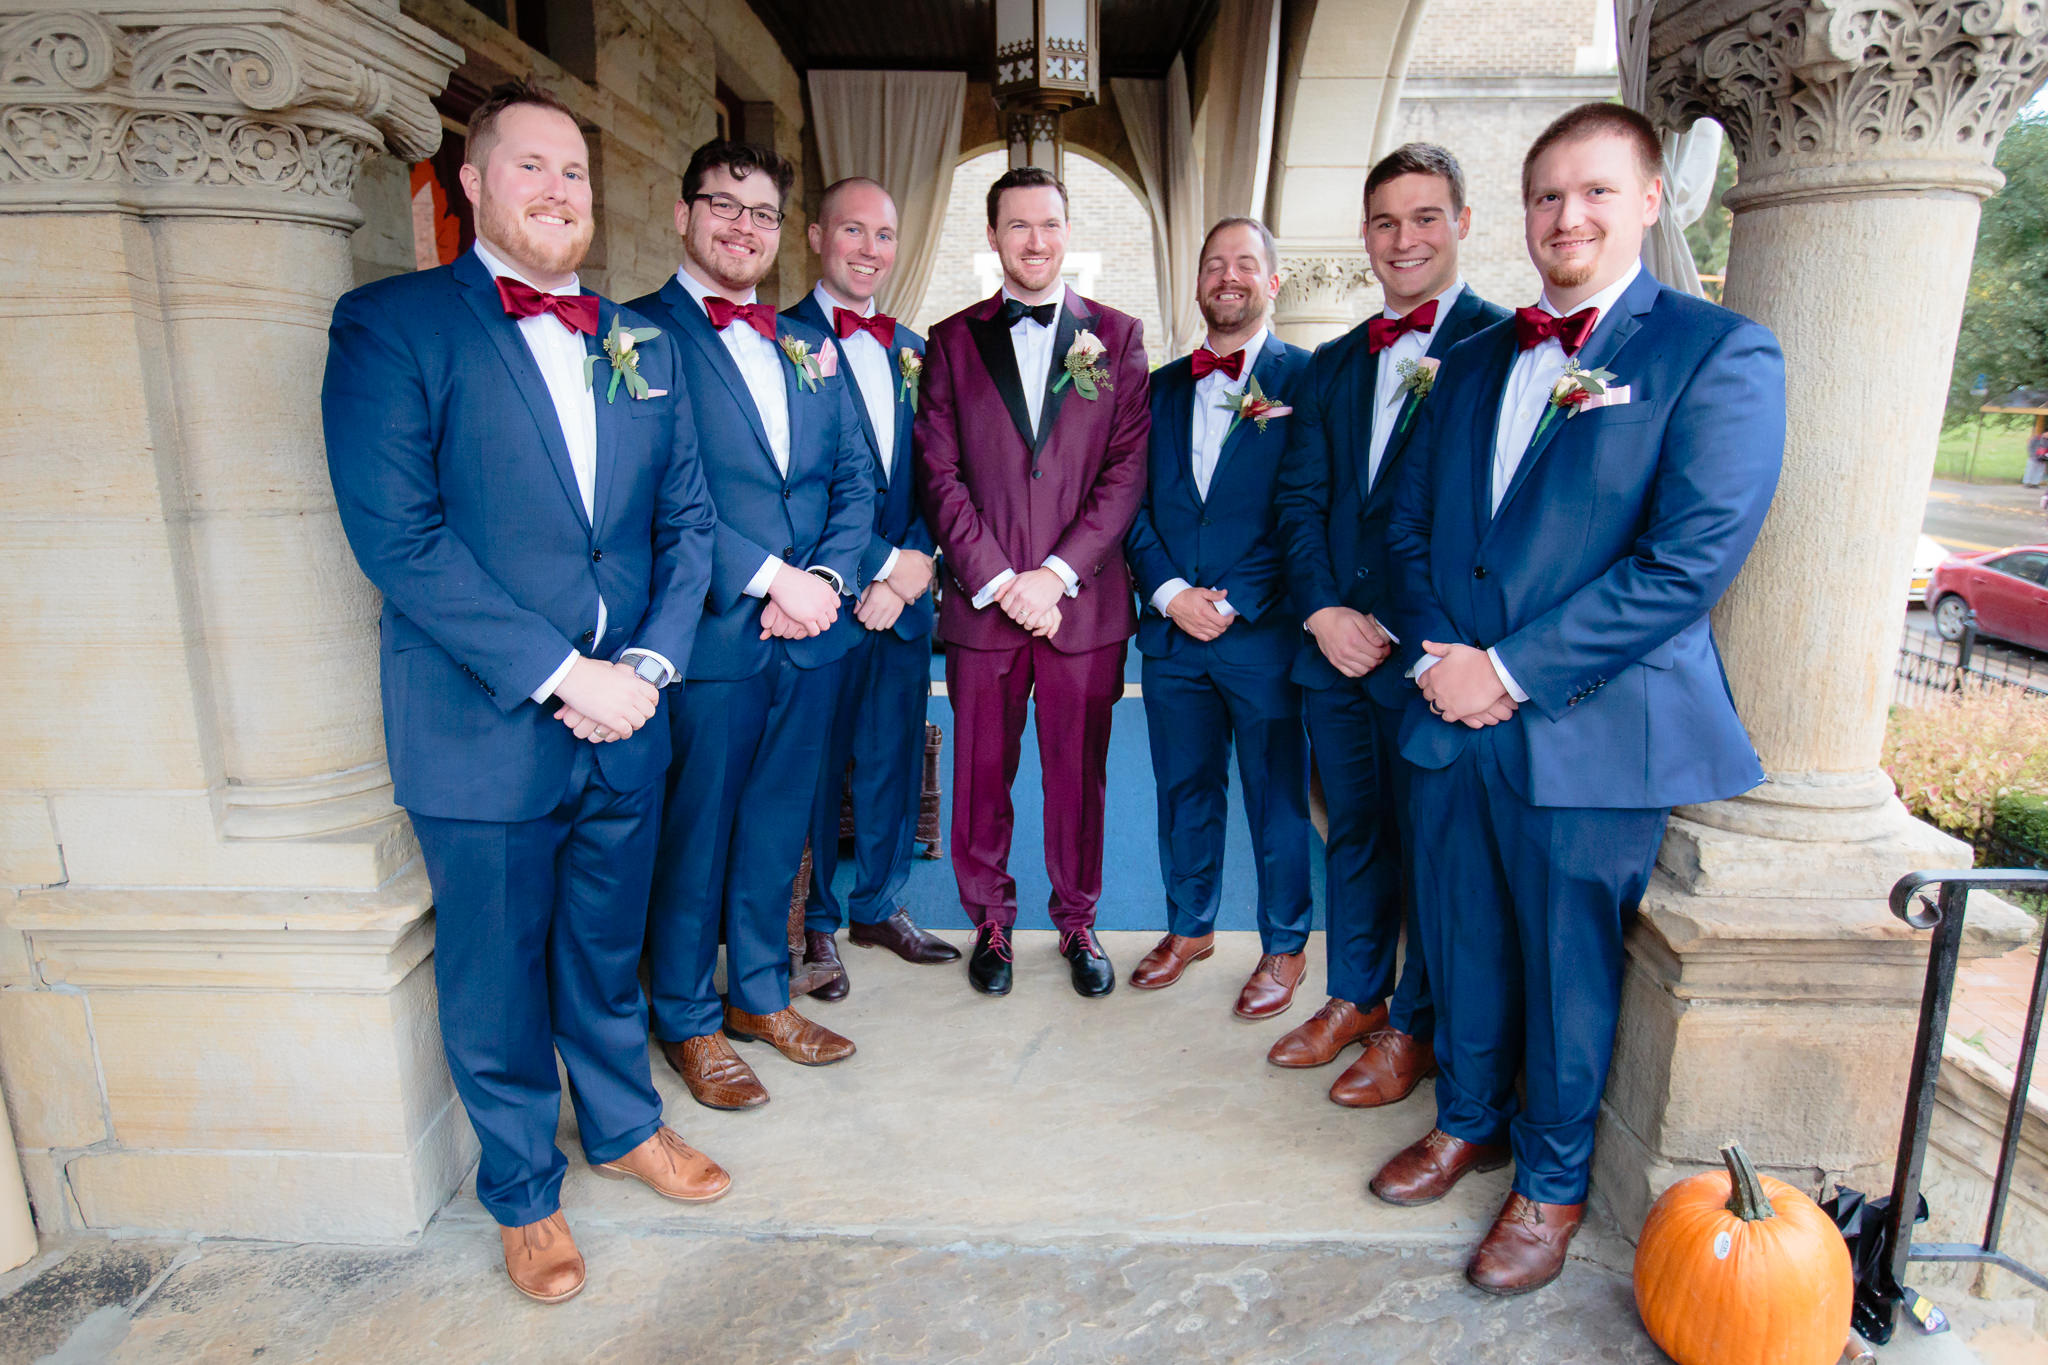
left=1713, top=1230, right=1732, bottom=1260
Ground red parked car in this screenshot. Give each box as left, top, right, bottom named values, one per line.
left=1927, top=544, right=2048, bottom=652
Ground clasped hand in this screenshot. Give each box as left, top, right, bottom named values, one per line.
left=760, top=562, right=841, bottom=641
left=552, top=657, right=660, bottom=743
left=1166, top=586, right=1234, bottom=642
left=1416, top=641, right=1519, bottom=728
left=1305, top=606, right=1391, bottom=677
left=993, top=567, right=1064, bottom=638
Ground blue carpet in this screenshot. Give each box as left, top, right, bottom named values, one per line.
left=827, top=651, right=1328, bottom=934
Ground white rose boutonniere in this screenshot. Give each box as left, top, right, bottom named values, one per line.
left=584, top=314, right=665, bottom=403
left=1392, top=356, right=1440, bottom=435
left=1052, top=328, right=1113, bottom=400
left=779, top=333, right=824, bottom=392
left=898, top=347, right=923, bottom=412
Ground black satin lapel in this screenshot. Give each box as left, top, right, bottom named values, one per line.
left=968, top=314, right=1035, bottom=449
left=1034, top=297, right=1089, bottom=457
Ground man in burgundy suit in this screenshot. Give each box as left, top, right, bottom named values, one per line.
left=915, top=166, right=1151, bottom=998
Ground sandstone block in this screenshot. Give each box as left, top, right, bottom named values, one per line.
left=0, top=798, right=62, bottom=890
left=0, top=990, right=108, bottom=1148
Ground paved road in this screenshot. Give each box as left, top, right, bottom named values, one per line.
left=1923, top=478, right=2046, bottom=554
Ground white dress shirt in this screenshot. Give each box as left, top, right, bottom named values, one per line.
left=812, top=285, right=902, bottom=586
left=472, top=241, right=671, bottom=701
left=1369, top=280, right=1465, bottom=491
left=971, top=287, right=1081, bottom=609
left=675, top=265, right=797, bottom=600
left=1149, top=326, right=1270, bottom=620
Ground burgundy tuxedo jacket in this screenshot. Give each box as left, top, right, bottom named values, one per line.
left=914, top=289, right=1150, bottom=654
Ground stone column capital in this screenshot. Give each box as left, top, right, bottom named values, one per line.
left=1273, top=246, right=1376, bottom=327
left=1645, top=0, right=2048, bottom=206
left=0, top=3, right=462, bottom=228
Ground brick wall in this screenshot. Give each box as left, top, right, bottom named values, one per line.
left=1406, top=0, right=1605, bottom=77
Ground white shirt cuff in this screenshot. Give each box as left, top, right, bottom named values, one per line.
left=532, top=651, right=578, bottom=704
left=744, top=555, right=782, bottom=599
left=1215, top=599, right=1238, bottom=618
left=1151, top=577, right=1194, bottom=615
left=1487, top=648, right=1531, bottom=704
left=878, top=547, right=901, bottom=583
left=1407, top=654, right=1438, bottom=681
left=1368, top=614, right=1398, bottom=644
left=619, top=648, right=677, bottom=687
left=1043, top=556, right=1081, bottom=598
left=972, top=568, right=1017, bottom=609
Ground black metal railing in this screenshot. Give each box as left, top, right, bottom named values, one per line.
left=1895, top=613, right=2048, bottom=708
left=1885, top=868, right=2048, bottom=1332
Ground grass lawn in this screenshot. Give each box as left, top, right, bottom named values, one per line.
left=1934, top=417, right=2039, bottom=483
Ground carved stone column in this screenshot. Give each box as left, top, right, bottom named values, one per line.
left=0, top=4, right=472, bottom=1242
left=1270, top=248, right=1376, bottom=347
left=1585, top=0, right=2046, bottom=1235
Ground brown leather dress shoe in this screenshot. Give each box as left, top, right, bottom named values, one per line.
left=1233, top=950, right=1307, bottom=1019
left=1329, top=1027, right=1436, bottom=1107
left=803, top=929, right=850, bottom=1002
left=1368, top=1128, right=1511, bottom=1207
left=594, top=1125, right=733, bottom=1203
left=500, top=1211, right=585, bottom=1304
left=1267, top=998, right=1387, bottom=1067
left=1129, top=932, right=1215, bottom=989
left=725, top=1005, right=856, bottom=1065
left=1467, top=1192, right=1585, bottom=1295
left=663, top=1033, right=769, bottom=1110
left=850, top=908, right=961, bottom=964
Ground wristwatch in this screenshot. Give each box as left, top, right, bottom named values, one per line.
left=624, top=653, right=668, bottom=687
left=806, top=564, right=847, bottom=595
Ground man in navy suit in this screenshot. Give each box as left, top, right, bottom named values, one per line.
left=1373, top=104, right=1784, bottom=1294
left=323, top=82, right=730, bottom=1304
left=784, top=177, right=958, bottom=999
left=630, top=141, right=876, bottom=1110
left=1125, top=217, right=1315, bottom=1019
left=1271, top=146, right=1507, bottom=1102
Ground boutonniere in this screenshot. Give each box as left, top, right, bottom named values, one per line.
left=1051, top=329, right=1112, bottom=400
left=779, top=333, right=826, bottom=392
left=897, top=347, right=923, bottom=412
left=1531, top=358, right=1619, bottom=445
left=1392, top=356, right=1440, bottom=435
left=1219, top=374, right=1294, bottom=441
left=584, top=315, right=666, bottom=403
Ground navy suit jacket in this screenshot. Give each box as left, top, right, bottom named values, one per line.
left=323, top=251, right=716, bottom=822
left=1273, top=285, right=1509, bottom=703
left=1384, top=269, right=1785, bottom=810
left=627, top=277, right=877, bottom=679
left=1126, top=331, right=1313, bottom=668
left=783, top=294, right=934, bottom=641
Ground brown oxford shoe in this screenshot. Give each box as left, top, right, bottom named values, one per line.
left=1467, top=1192, right=1585, bottom=1296
left=1329, top=1027, right=1437, bottom=1108
left=1267, top=998, right=1388, bottom=1068
left=499, top=1211, right=585, bottom=1304
left=725, top=1004, right=856, bottom=1065
left=1234, top=950, right=1308, bottom=1020
left=1368, top=1127, right=1511, bottom=1207
left=850, top=908, right=962, bottom=964
left=594, top=1125, right=732, bottom=1203
left=663, top=1033, right=769, bottom=1111
left=802, top=929, right=850, bottom=1001
left=1129, top=932, right=1216, bottom=990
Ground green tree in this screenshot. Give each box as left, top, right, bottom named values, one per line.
left=1684, top=135, right=1738, bottom=292
left=1948, top=114, right=2048, bottom=423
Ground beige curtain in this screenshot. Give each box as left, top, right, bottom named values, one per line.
left=1615, top=0, right=1719, bottom=295
left=1200, top=0, right=1280, bottom=228
left=806, top=70, right=968, bottom=324
left=1113, top=59, right=1205, bottom=357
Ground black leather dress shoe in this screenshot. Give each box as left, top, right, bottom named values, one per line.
left=850, top=908, right=962, bottom=964
left=968, top=923, right=1013, bottom=996
left=1061, top=928, right=1115, bottom=998
left=804, top=929, right=849, bottom=1002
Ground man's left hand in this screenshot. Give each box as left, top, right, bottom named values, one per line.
left=995, top=567, right=1066, bottom=630
left=885, top=550, right=936, bottom=603
left=855, top=580, right=906, bottom=631
left=1417, top=641, right=1509, bottom=723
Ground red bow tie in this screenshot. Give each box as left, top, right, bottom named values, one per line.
left=834, top=307, right=897, bottom=346
left=704, top=295, right=779, bottom=341
left=496, top=276, right=598, bottom=336
left=1514, top=305, right=1600, bottom=356
left=1191, top=347, right=1244, bottom=381
left=1365, top=298, right=1439, bottom=354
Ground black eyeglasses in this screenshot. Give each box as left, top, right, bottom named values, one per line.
left=690, top=192, right=785, bottom=231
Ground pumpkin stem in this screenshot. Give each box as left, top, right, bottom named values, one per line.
left=1721, top=1142, right=1777, bottom=1222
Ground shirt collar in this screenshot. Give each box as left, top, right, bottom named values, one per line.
left=1382, top=277, right=1465, bottom=323
left=1538, top=261, right=1639, bottom=324
left=1198, top=325, right=1269, bottom=378
left=1000, top=285, right=1065, bottom=328
left=675, top=262, right=757, bottom=308
left=473, top=239, right=579, bottom=298
left=813, top=282, right=875, bottom=320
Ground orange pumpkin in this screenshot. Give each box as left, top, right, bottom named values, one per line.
left=1633, top=1142, right=1854, bottom=1365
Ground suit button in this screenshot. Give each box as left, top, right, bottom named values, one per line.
left=1355, top=568, right=1368, bottom=579
left=783, top=546, right=796, bottom=559
left=590, top=549, right=603, bottom=562
left=782, top=488, right=792, bottom=499
left=1200, top=516, right=1211, bottom=527
left=1032, top=469, right=1043, bottom=480
left=580, top=630, right=595, bottom=645
left=1473, top=566, right=1488, bottom=579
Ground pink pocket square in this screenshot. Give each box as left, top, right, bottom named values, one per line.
left=1579, top=384, right=1631, bottom=411
left=817, top=339, right=840, bottom=378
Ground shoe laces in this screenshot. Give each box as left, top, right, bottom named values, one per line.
left=1254, top=953, right=1289, bottom=978
left=1060, top=928, right=1098, bottom=958
left=1421, top=1128, right=1455, bottom=1152
left=980, top=923, right=1012, bottom=961
left=1503, top=1193, right=1543, bottom=1227
left=520, top=1216, right=561, bottom=1253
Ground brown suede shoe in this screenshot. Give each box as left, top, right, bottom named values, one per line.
left=663, top=1033, right=769, bottom=1111
left=1368, top=1128, right=1511, bottom=1207
left=594, top=1125, right=732, bottom=1203
left=1233, top=950, right=1308, bottom=1020
left=725, top=1004, right=856, bottom=1065
left=850, top=908, right=961, bottom=964
left=1329, top=1027, right=1436, bottom=1108
left=1467, top=1192, right=1585, bottom=1296
left=1267, top=998, right=1387, bottom=1068
left=500, top=1211, right=585, bottom=1304
left=1129, top=932, right=1216, bottom=990
left=803, top=929, right=850, bottom=1001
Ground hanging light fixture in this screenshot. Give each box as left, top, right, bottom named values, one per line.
left=992, top=0, right=1100, bottom=176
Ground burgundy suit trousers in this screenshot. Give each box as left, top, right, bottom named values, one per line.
left=945, top=637, right=1126, bottom=931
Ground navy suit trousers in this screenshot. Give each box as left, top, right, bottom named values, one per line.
left=649, top=652, right=843, bottom=1039
left=1140, top=648, right=1311, bottom=953
left=410, top=745, right=665, bottom=1228
left=1409, top=732, right=1667, bottom=1205
left=806, top=627, right=931, bottom=930
left=1302, top=681, right=1432, bottom=1035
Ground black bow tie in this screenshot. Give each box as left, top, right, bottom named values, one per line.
left=998, top=297, right=1057, bottom=329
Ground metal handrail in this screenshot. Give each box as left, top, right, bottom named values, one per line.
left=1886, top=868, right=2048, bottom=1331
